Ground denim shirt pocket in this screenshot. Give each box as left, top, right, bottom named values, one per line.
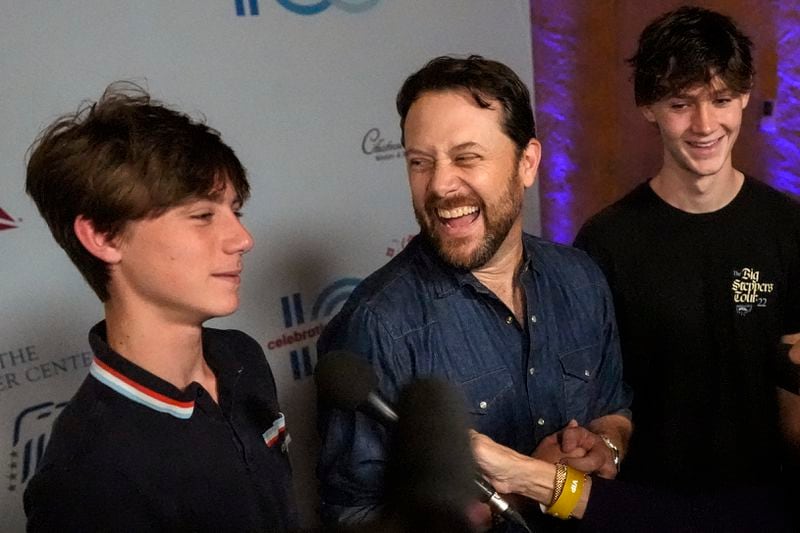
left=559, top=345, right=601, bottom=423
left=460, top=367, right=515, bottom=441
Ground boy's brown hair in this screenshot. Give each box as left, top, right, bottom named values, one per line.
left=26, top=82, right=250, bottom=301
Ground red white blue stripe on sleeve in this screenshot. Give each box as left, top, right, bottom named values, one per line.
left=89, top=357, right=195, bottom=419
left=263, top=413, right=287, bottom=447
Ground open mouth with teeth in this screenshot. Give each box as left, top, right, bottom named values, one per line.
left=436, top=205, right=481, bottom=229
left=686, top=137, right=722, bottom=150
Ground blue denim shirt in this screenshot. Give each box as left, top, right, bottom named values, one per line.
left=317, top=234, right=631, bottom=526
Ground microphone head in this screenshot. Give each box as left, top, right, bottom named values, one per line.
left=315, top=350, right=378, bottom=411
left=384, top=378, right=475, bottom=530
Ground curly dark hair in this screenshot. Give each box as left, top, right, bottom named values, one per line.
left=629, top=6, right=754, bottom=106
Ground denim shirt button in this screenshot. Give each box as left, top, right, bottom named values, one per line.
left=528, top=367, right=535, bottom=375
left=479, top=401, right=488, bottom=410
left=505, top=316, right=513, bottom=324
left=530, top=315, right=537, bottom=323
left=584, top=369, right=591, bottom=377
left=537, top=418, right=545, bottom=426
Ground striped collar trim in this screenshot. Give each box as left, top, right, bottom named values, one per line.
left=90, top=357, right=195, bottom=419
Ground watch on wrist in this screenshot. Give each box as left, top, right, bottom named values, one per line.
left=599, top=434, right=620, bottom=473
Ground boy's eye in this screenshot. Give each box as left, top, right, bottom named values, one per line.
left=192, top=212, right=213, bottom=220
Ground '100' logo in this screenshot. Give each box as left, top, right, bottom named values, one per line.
left=236, top=0, right=380, bottom=16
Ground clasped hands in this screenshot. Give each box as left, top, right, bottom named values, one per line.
left=469, top=418, right=617, bottom=499
left=531, top=419, right=619, bottom=479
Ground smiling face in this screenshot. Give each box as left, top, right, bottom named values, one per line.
left=403, top=90, right=539, bottom=270
left=109, top=181, right=254, bottom=325
left=642, top=77, right=750, bottom=182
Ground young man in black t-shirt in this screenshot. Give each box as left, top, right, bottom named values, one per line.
left=23, top=84, right=297, bottom=531
left=575, top=5, right=800, bottom=500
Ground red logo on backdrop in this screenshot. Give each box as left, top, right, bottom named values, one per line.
left=0, top=207, right=19, bottom=231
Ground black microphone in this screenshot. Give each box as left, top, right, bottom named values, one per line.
left=386, top=377, right=477, bottom=532
left=316, top=350, right=532, bottom=532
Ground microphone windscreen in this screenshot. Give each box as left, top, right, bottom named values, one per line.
left=315, top=350, right=378, bottom=411
left=384, top=378, right=475, bottom=522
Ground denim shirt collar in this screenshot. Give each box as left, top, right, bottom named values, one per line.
left=415, top=233, right=539, bottom=298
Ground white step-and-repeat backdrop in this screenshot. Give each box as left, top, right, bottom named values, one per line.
left=0, top=0, right=539, bottom=528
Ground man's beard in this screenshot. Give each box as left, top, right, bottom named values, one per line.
left=414, top=173, right=523, bottom=270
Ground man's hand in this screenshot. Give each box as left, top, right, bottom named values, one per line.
left=533, top=417, right=628, bottom=479
left=531, top=419, right=587, bottom=463
left=559, top=422, right=619, bottom=479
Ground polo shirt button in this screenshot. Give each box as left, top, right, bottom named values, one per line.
left=537, top=418, right=545, bottom=426
left=479, top=401, right=488, bottom=409
left=530, top=315, right=537, bottom=323
left=505, top=316, right=513, bottom=324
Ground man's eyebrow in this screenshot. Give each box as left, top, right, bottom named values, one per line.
left=450, top=142, right=485, bottom=152
left=404, top=148, right=432, bottom=157
left=404, top=142, right=486, bottom=157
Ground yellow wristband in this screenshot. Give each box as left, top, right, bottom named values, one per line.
left=545, top=466, right=585, bottom=519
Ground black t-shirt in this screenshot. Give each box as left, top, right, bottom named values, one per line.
left=575, top=177, right=800, bottom=488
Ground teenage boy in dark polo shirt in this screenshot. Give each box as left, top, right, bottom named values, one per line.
left=23, top=83, right=297, bottom=532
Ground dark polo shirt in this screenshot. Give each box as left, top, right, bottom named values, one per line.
left=24, top=321, right=297, bottom=532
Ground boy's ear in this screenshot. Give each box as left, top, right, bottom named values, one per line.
left=640, top=105, right=657, bottom=124
left=73, top=216, right=122, bottom=264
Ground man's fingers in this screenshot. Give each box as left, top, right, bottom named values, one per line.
left=560, top=426, right=589, bottom=452
left=563, top=453, right=604, bottom=473
left=559, top=446, right=588, bottom=459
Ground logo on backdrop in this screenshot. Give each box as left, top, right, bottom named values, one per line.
left=0, top=345, right=93, bottom=395
left=236, top=0, right=380, bottom=16
left=6, top=401, right=68, bottom=492
left=385, top=233, right=416, bottom=258
left=362, top=128, right=403, bottom=162
left=266, top=278, right=361, bottom=380
left=0, top=207, right=20, bottom=231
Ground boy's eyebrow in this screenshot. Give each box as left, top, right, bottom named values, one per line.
left=668, top=90, right=694, bottom=99
left=668, top=88, right=733, bottom=100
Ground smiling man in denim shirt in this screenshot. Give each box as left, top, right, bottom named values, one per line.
left=317, top=55, right=632, bottom=530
